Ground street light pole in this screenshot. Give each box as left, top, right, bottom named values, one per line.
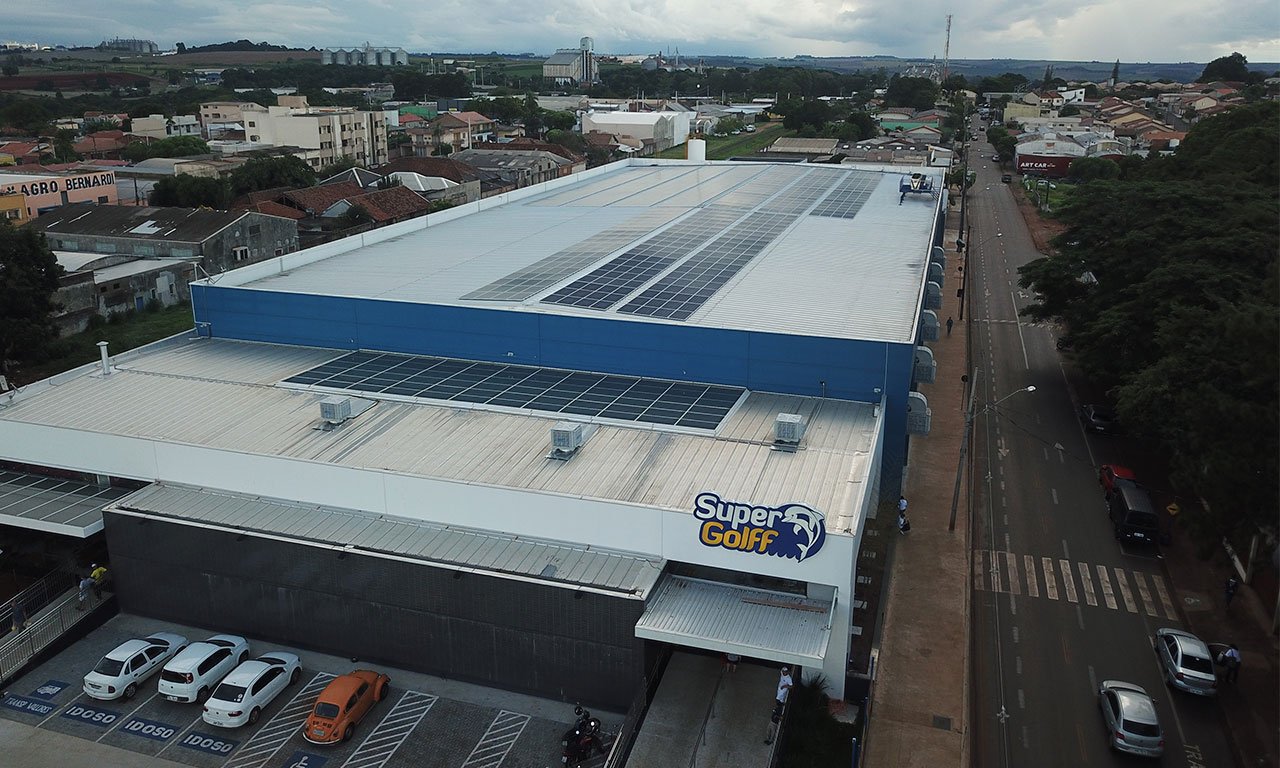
left=949, top=377, right=1036, bottom=531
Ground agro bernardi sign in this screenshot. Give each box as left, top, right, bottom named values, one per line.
left=693, top=491, right=826, bottom=562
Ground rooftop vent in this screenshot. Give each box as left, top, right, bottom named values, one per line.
left=320, top=395, right=352, bottom=424
left=774, top=413, right=807, bottom=449
left=548, top=421, right=586, bottom=460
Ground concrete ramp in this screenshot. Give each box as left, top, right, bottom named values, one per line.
left=627, top=652, right=779, bottom=768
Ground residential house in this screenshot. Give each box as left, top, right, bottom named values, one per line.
left=410, top=111, right=496, bottom=155
left=319, top=185, right=434, bottom=224
left=0, top=141, right=48, bottom=165
left=475, top=139, right=587, bottom=174
left=376, top=156, right=487, bottom=201
left=73, top=130, right=133, bottom=159
left=451, top=148, right=569, bottom=188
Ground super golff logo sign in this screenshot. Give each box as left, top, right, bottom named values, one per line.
left=693, top=492, right=826, bottom=562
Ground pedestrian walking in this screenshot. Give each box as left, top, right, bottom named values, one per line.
left=1221, top=644, right=1242, bottom=683
left=765, top=666, right=794, bottom=745
left=90, top=563, right=108, bottom=599
left=723, top=652, right=740, bottom=673
left=1224, top=576, right=1239, bottom=608
left=946, top=316, right=954, bottom=336
left=9, top=599, right=26, bottom=631
left=898, top=510, right=911, bottom=534
left=77, top=575, right=94, bottom=610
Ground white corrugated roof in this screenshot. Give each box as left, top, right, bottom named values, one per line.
left=112, top=483, right=663, bottom=597
left=233, top=161, right=943, bottom=344
left=0, top=339, right=875, bottom=533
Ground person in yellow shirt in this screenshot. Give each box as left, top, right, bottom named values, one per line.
left=89, top=563, right=108, bottom=599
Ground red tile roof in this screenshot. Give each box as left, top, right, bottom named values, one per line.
left=248, top=200, right=306, bottom=219
left=376, top=157, right=482, bottom=184
left=281, top=181, right=365, bottom=214
left=399, top=113, right=425, bottom=124
left=434, top=111, right=494, bottom=129
left=345, top=185, right=432, bottom=222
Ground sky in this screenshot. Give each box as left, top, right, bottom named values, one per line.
left=6, top=0, right=1280, bottom=63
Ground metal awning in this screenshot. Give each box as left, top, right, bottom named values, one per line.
left=0, top=470, right=131, bottom=537
left=635, top=575, right=834, bottom=666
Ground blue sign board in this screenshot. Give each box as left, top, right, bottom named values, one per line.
left=283, top=751, right=329, bottom=768
left=121, top=717, right=179, bottom=742
left=179, top=732, right=239, bottom=756
left=31, top=680, right=70, bottom=699
left=60, top=703, right=120, bottom=727
left=693, top=492, right=827, bottom=562
left=2, top=693, right=56, bottom=716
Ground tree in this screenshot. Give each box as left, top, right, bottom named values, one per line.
left=844, top=110, right=878, bottom=141
left=52, top=129, right=78, bottom=162
left=1016, top=104, right=1279, bottom=539
left=1066, top=157, right=1120, bottom=182
left=1197, top=52, right=1250, bottom=84
left=149, top=174, right=231, bottom=208
left=2, top=62, right=17, bottom=78
left=781, top=100, right=833, bottom=132
left=884, top=75, right=939, bottom=111
left=543, top=110, right=575, bottom=132
left=175, top=42, right=186, bottom=53
left=0, top=221, right=63, bottom=378
left=522, top=93, right=542, bottom=137
left=228, top=155, right=316, bottom=197
left=3, top=99, right=50, bottom=134
left=1059, top=104, right=1080, bottom=117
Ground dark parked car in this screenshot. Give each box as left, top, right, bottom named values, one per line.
left=1001, top=173, right=1012, bottom=183
left=1080, top=404, right=1119, bottom=434
left=1109, top=484, right=1160, bottom=545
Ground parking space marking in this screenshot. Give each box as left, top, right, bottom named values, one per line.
left=1113, top=568, right=1137, bottom=613
left=1132, top=571, right=1158, bottom=617
left=1058, top=559, right=1077, bottom=604
left=1151, top=574, right=1179, bottom=620
left=344, top=691, right=437, bottom=768
left=1076, top=562, right=1097, bottom=607
left=223, top=672, right=335, bottom=768
left=1041, top=557, right=1057, bottom=600
left=1095, top=565, right=1117, bottom=610
left=459, top=710, right=530, bottom=768
left=96, top=691, right=160, bottom=742
left=155, top=705, right=222, bottom=758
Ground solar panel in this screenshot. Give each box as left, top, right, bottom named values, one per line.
left=712, top=165, right=808, bottom=209
left=541, top=208, right=742, bottom=310
left=463, top=210, right=678, bottom=302
left=760, top=170, right=847, bottom=215
left=810, top=173, right=879, bottom=219
left=618, top=212, right=796, bottom=320
left=283, top=352, right=746, bottom=430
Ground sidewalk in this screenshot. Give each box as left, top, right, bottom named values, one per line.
left=863, top=219, right=970, bottom=768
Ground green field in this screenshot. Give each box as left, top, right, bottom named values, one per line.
left=16, top=303, right=196, bottom=386
left=655, top=123, right=791, bottom=160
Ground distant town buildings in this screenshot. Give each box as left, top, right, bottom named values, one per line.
left=322, top=45, right=409, bottom=66
left=130, top=114, right=200, bottom=140
left=199, top=95, right=389, bottom=169
left=543, top=38, right=598, bottom=85
left=98, top=37, right=157, bottom=54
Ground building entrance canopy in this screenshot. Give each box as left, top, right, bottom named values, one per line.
left=635, top=575, right=834, bottom=666
left=0, top=470, right=130, bottom=537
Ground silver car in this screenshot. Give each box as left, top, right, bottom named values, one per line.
left=1154, top=628, right=1217, bottom=696
left=1098, top=680, right=1164, bottom=758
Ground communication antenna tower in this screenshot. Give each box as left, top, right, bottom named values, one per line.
left=942, top=14, right=952, bottom=84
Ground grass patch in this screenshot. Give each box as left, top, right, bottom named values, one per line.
left=779, top=675, right=859, bottom=768
left=1020, top=177, right=1074, bottom=214
left=654, top=123, right=792, bottom=160
left=15, top=302, right=195, bottom=385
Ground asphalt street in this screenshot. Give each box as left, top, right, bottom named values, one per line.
left=964, top=124, right=1234, bottom=768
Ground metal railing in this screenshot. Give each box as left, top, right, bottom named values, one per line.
left=602, top=646, right=672, bottom=768
left=0, top=569, right=76, bottom=630
left=0, top=585, right=108, bottom=686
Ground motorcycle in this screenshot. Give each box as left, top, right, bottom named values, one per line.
left=561, top=706, right=604, bottom=766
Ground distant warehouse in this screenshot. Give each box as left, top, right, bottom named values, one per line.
left=322, top=45, right=409, bottom=66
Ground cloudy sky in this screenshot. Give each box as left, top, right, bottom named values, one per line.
left=8, top=0, right=1279, bottom=63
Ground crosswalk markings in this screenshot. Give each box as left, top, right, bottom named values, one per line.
left=1041, top=557, right=1057, bottom=600
left=1152, top=574, right=1177, bottom=618
left=1095, top=565, right=1117, bottom=610
left=1132, top=571, right=1158, bottom=617
left=1059, top=559, right=1078, bottom=604
left=1077, top=562, right=1097, bottom=607
left=1114, top=567, right=1137, bottom=613
left=975, top=551, right=1180, bottom=620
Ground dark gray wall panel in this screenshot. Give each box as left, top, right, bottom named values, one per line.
left=104, top=512, right=644, bottom=708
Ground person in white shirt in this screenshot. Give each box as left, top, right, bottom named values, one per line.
left=766, top=666, right=794, bottom=745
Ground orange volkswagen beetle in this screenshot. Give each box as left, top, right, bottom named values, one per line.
left=302, top=670, right=390, bottom=744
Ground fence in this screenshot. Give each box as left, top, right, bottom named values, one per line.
left=603, top=646, right=672, bottom=768
left=0, top=569, right=76, bottom=633
left=0, top=582, right=109, bottom=686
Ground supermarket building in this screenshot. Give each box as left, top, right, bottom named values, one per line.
left=0, top=159, right=947, bottom=708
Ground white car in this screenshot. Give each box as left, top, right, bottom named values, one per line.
left=202, top=652, right=301, bottom=728
left=83, top=632, right=188, bottom=700
left=158, top=634, right=250, bottom=703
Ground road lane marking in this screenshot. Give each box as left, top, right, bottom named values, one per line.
left=1041, top=557, right=1057, bottom=600
left=1095, top=565, right=1117, bottom=610
left=1132, top=571, right=1158, bottom=617
left=1114, top=568, right=1138, bottom=613
left=1151, top=574, right=1179, bottom=620
left=1059, top=559, right=1078, bottom=603
left=1023, top=555, right=1039, bottom=597
left=1051, top=488, right=1058, bottom=505
left=990, top=550, right=1003, bottom=593
left=1077, top=562, right=1097, bottom=607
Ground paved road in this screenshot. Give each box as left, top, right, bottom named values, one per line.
left=963, top=126, right=1234, bottom=768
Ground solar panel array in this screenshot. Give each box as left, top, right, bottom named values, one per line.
left=283, top=351, right=745, bottom=430
left=810, top=173, right=880, bottom=219
left=761, top=171, right=847, bottom=214
left=541, top=208, right=742, bottom=309
left=463, top=212, right=674, bottom=302
left=618, top=212, right=797, bottom=320
left=712, top=166, right=808, bottom=209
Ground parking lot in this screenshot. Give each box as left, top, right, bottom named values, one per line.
left=2, top=614, right=618, bottom=768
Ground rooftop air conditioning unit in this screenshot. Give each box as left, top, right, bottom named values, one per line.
left=551, top=421, right=585, bottom=455
left=320, top=395, right=353, bottom=424
left=775, top=413, right=807, bottom=445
